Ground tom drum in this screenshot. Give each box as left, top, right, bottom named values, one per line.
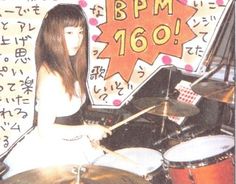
left=163, top=135, right=234, bottom=184
left=94, top=147, right=165, bottom=183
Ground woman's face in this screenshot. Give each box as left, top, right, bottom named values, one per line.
left=64, top=26, right=84, bottom=56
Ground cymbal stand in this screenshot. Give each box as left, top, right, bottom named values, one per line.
left=196, top=3, right=235, bottom=131
left=160, top=66, right=175, bottom=136
left=216, top=22, right=235, bottom=129
left=191, top=2, right=235, bottom=88
left=223, top=27, right=234, bottom=82
left=160, top=112, right=167, bottom=136
left=75, top=165, right=81, bottom=184
left=74, top=165, right=87, bottom=184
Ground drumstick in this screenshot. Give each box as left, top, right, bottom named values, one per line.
left=190, top=65, right=224, bottom=87
left=92, top=142, right=141, bottom=166
left=109, top=105, right=156, bottom=131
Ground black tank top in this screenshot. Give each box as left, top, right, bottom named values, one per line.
left=54, top=108, right=84, bottom=125
left=33, top=101, right=87, bottom=126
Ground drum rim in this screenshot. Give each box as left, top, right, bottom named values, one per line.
left=163, top=146, right=234, bottom=168
left=163, top=135, right=235, bottom=168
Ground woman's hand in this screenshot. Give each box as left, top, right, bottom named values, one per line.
left=86, top=124, right=112, bottom=141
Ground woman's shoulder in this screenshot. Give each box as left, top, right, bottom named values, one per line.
left=37, top=65, right=64, bottom=94
left=37, top=65, right=62, bottom=85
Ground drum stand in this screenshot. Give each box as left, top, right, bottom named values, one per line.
left=216, top=31, right=235, bottom=135
left=190, top=3, right=235, bottom=137
left=152, top=66, right=183, bottom=152
left=159, top=66, right=177, bottom=137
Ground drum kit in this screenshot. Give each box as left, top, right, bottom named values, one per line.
left=97, top=64, right=234, bottom=184
left=125, top=80, right=234, bottom=184
left=1, top=79, right=234, bottom=184
left=1, top=67, right=235, bottom=184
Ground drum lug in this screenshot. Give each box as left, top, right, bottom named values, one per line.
left=164, top=172, right=172, bottom=181
left=162, top=161, right=168, bottom=171
left=231, top=155, right=235, bottom=166
left=162, top=162, right=170, bottom=175
left=162, top=163, right=172, bottom=181
left=226, top=152, right=235, bottom=166
left=144, top=173, right=153, bottom=181
left=188, top=169, right=196, bottom=184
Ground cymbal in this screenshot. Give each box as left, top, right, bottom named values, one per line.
left=2, top=165, right=151, bottom=184
left=133, top=97, right=200, bottom=117
left=191, top=81, right=234, bottom=104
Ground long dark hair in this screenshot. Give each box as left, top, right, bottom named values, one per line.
left=35, top=4, right=88, bottom=97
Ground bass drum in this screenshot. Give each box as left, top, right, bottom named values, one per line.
left=163, top=135, right=234, bottom=184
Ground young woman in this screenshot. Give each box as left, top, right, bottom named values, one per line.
left=3, top=4, right=111, bottom=178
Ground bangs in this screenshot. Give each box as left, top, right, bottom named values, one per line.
left=59, top=5, right=87, bottom=28
left=64, top=16, right=85, bottom=28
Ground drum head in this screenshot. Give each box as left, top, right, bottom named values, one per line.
left=94, top=147, right=163, bottom=176
left=163, top=135, right=234, bottom=163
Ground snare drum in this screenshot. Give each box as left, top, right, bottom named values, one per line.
left=93, top=147, right=164, bottom=183
left=163, top=135, right=234, bottom=184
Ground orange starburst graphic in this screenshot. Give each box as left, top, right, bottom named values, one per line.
left=96, top=0, right=197, bottom=82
